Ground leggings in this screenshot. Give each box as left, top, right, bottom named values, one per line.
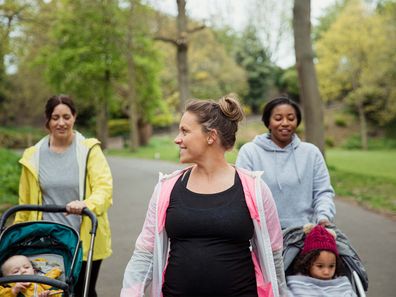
left=74, top=260, right=102, bottom=297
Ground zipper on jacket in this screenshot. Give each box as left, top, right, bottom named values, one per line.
left=83, top=144, right=98, bottom=201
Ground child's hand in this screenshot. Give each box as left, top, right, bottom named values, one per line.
left=40, top=289, right=63, bottom=296
left=12, top=282, right=30, bottom=295
left=38, top=290, right=51, bottom=297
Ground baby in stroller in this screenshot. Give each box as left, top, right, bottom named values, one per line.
left=0, top=255, right=62, bottom=297
left=283, top=224, right=368, bottom=297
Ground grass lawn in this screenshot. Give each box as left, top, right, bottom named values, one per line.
left=326, top=149, right=396, bottom=181
left=326, top=150, right=396, bottom=215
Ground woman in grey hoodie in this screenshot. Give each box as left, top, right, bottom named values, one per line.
left=236, top=97, right=335, bottom=229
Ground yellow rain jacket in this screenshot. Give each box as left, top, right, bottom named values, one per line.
left=15, top=131, right=113, bottom=261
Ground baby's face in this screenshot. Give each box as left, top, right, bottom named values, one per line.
left=309, top=250, right=336, bottom=280
left=2, top=256, right=35, bottom=276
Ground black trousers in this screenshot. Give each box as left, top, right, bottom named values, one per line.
left=74, top=260, right=102, bottom=297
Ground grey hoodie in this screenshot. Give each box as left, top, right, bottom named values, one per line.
left=236, top=133, right=335, bottom=229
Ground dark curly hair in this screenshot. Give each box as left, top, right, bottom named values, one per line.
left=292, top=249, right=346, bottom=278
left=261, top=96, right=302, bottom=129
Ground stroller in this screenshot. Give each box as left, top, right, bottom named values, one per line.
left=0, top=204, right=97, bottom=297
left=283, top=224, right=368, bottom=297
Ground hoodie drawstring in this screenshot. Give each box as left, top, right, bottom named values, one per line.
left=291, top=147, right=302, bottom=184
left=273, top=150, right=283, bottom=191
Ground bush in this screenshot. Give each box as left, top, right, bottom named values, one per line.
left=0, top=149, right=20, bottom=208
left=108, top=119, right=129, bottom=137
left=334, top=115, right=348, bottom=127
left=325, top=136, right=335, bottom=148
left=341, top=134, right=396, bottom=150
left=0, top=127, right=45, bottom=149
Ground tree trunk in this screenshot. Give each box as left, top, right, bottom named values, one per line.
left=96, top=69, right=110, bottom=149
left=357, top=101, right=368, bottom=150
left=176, top=0, right=189, bottom=112
left=96, top=95, right=108, bottom=149
left=126, top=2, right=139, bottom=151
left=293, top=0, right=325, bottom=155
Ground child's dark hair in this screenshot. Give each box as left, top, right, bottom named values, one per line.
left=292, top=249, right=346, bottom=278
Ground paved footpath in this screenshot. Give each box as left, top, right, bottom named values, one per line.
left=97, top=157, right=396, bottom=297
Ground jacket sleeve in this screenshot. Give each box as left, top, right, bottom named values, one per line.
left=84, top=145, right=113, bottom=216
left=0, top=286, right=14, bottom=297
left=121, top=182, right=160, bottom=297
left=15, top=165, right=33, bottom=223
left=258, top=180, right=287, bottom=296
left=236, top=144, right=254, bottom=170
left=311, top=150, right=336, bottom=223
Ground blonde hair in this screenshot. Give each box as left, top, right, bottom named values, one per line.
left=185, top=94, right=244, bottom=150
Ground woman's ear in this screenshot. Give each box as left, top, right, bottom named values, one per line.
left=207, top=129, right=218, bottom=144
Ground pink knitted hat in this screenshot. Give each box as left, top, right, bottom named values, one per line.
left=301, top=225, right=338, bottom=256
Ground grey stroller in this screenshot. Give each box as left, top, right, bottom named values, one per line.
left=283, top=225, right=368, bottom=297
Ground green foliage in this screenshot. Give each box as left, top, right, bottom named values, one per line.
left=108, top=119, right=129, bottom=137
left=316, top=0, right=396, bottom=126
left=0, top=149, right=20, bottom=208
left=46, top=1, right=122, bottom=87
left=341, top=135, right=396, bottom=150
left=0, top=126, right=45, bottom=149
left=325, top=137, right=335, bottom=148
left=274, top=66, right=300, bottom=102
left=313, top=0, right=348, bottom=42
left=189, top=28, right=247, bottom=100
left=235, top=26, right=274, bottom=113
left=334, top=115, right=347, bottom=127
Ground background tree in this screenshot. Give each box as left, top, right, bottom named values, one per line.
left=39, top=0, right=124, bottom=148
left=235, top=25, right=274, bottom=114
left=117, top=1, right=164, bottom=149
left=293, top=0, right=325, bottom=154
left=316, top=0, right=396, bottom=149
left=0, top=1, right=30, bottom=124
left=155, top=0, right=204, bottom=112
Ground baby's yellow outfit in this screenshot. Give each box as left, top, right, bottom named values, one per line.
left=0, top=267, right=62, bottom=297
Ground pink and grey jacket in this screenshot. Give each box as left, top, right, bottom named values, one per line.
left=121, top=167, right=286, bottom=297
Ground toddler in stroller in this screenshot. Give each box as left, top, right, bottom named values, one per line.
left=283, top=224, right=368, bottom=297
left=0, top=255, right=62, bottom=296
left=0, top=205, right=97, bottom=297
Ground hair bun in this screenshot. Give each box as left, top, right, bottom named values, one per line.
left=218, top=94, right=244, bottom=122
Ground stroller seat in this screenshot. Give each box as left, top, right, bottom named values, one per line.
left=0, top=205, right=97, bottom=297
left=282, top=224, right=368, bottom=297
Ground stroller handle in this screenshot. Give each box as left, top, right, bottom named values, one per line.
left=0, top=204, right=98, bottom=234
left=0, top=274, right=69, bottom=292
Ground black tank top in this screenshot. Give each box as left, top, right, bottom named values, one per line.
left=162, top=170, right=257, bottom=297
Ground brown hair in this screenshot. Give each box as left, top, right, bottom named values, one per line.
left=45, top=94, right=76, bottom=129
left=292, top=249, right=346, bottom=278
left=185, top=94, right=244, bottom=150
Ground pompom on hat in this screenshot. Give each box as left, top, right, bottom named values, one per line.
left=301, top=224, right=338, bottom=256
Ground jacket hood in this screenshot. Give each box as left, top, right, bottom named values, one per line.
left=19, top=131, right=100, bottom=178
left=253, top=132, right=302, bottom=188
left=253, top=132, right=301, bottom=152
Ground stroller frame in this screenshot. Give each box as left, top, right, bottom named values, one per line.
left=0, top=204, right=98, bottom=297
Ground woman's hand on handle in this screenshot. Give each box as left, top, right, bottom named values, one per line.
left=66, top=200, right=87, bottom=215
left=318, top=219, right=331, bottom=227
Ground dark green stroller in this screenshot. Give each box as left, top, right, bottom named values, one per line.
left=0, top=205, right=97, bottom=297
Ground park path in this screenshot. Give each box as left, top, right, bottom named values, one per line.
left=97, top=156, right=396, bottom=297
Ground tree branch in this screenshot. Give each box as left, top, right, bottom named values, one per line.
left=154, top=36, right=177, bottom=46
left=187, top=24, right=205, bottom=34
